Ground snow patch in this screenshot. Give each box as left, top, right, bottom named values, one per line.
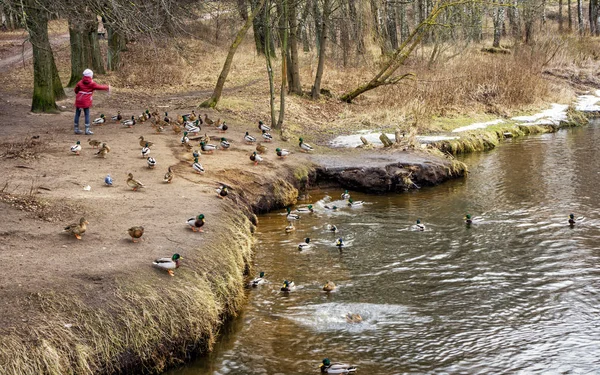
left=575, top=91, right=600, bottom=112
left=329, top=132, right=458, bottom=148
left=511, top=103, right=569, bottom=126
left=452, top=119, right=505, bottom=133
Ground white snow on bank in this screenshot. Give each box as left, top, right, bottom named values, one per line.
left=329, top=132, right=458, bottom=148
left=452, top=119, right=505, bottom=133
left=575, top=90, right=600, bottom=112
left=511, top=103, right=569, bottom=126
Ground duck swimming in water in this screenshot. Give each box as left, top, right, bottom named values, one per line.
left=465, top=214, right=472, bottom=225
left=569, top=213, right=575, bottom=227
left=249, top=272, right=266, bottom=287
left=297, top=237, right=311, bottom=251
left=341, top=190, right=350, bottom=199
left=413, top=219, right=425, bottom=231
left=281, top=280, right=295, bottom=292
left=319, top=358, right=357, bottom=374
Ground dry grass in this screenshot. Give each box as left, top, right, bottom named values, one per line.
left=0, top=209, right=255, bottom=375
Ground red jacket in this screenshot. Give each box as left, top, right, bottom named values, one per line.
left=74, top=76, right=109, bottom=108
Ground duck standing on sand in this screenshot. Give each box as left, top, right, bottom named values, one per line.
left=250, top=151, right=263, bottom=166
left=127, top=226, right=144, bottom=243
left=139, top=136, right=153, bottom=148
left=258, top=120, right=271, bottom=132
left=204, top=114, right=214, bottom=126
left=319, top=358, right=357, bottom=373
left=164, top=167, right=174, bottom=183
left=181, top=131, right=189, bottom=145
left=63, top=217, right=88, bottom=240
left=216, top=185, right=228, bottom=198
left=261, top=130, right=273, bottom=142
left=216, top=122, right=228, bottom=132
left=153, top=253, right=182, bottom=277
left=187, top=214, right=205, bottom=232
left=299, top=137, right=313, bottom=152
left=276, top=148, right=290, bottom=158
left=147, top=157, right=157, bottom=168
left=249, top=272, right=266, bottom=287
left=220, top=137, right=231, bottom=150
left=126, top=173, right=145, bottom=191
left=244, top=132, right=256, bottom=144
left=122, top=116, right=135, bottom=128
left=88, top=139, right=102, bottom=148
left=200, top=141, right=217, bottom=154
left=111, top=111, right=122, bottom=122
left=192, top=158, right=205, bottom=174
left=96, top=142, right=110, bottom=158
left=93, top=114, right=106, bottom=125
left=141, top=143, right=151, bottom=158
left=70, top=141, right=82, bottom=155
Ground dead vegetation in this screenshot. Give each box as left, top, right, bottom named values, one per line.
left=0, top=137, right=47, bottom=160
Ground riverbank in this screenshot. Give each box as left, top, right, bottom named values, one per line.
left=0, top=91, right=465, bottom=374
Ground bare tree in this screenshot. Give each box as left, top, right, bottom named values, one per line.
left=311, top=0, right=331, bottom=99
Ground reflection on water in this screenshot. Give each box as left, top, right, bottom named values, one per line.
left=168, top=120, right=600, bottom=374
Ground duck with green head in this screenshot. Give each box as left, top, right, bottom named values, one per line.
left=297, top=237, right=311, bottom=251
left=250, top=271, right=266, bottom=287
left=70, top=140, right=82, bottom=155
left=276, top=148, right=290, bottom=158
left=341, top=190, right=350, bottom=199
left=296, top=204, right=314, bottom=213
left=299, top=137, right=313, bottom=152
left=286, top=207, right=300, bottom=221
left=465, top=214, right=472, bottom=225
left=280, top=280, right=295, bottom=292
left=347, top=198, right=364, bottom=207
left=319, top=358, right=357, bottom=373
left=153, top=253, right=182, bottom=276
left=187, top=214, right=205, bottom=232
left=414, top=219, right=425, bottom=231
left=569, top=213, right=575, bottom=226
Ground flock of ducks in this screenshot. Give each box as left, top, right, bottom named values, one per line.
left=64, top=109, right=318, bottom=278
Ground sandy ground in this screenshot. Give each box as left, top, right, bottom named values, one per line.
left=0, top=88, right=311, bottom=332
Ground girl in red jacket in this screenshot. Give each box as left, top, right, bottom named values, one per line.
left=74, top=69, right=110, bottom=135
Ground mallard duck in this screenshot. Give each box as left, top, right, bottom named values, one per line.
left=164, top=167, right=173, bottom=183
left=188, top=110, right=197, bottom=121
left=341, top=190, right=350, bottom=199
left=172, top=123, right=182, bottom=134
left=95, top=143, right=110, bottom=158
left=192, top=150, right=200, bottom=159
left=216, top=122, right=228, bottom=132
left=336, top=238, right=344, bottom=248
left=147, top=157, right=156, bottom=168
left=88, top=139, right=102, bottom=148
left=249, top=271, right=266, bottom=287
left=286, top=207, right=300, bottom=221
left=155, top=124, right=165, bottom=133
left=141, top=144, right=151, bottom=158
left=299, top=137, right=313, bottom=152
left=216, top=185, right=228, bottom=198
left=319, top=358, right=356, bottom=374
left=127, top=226, right=144, bottom=242
left=296, top=205, right=314, bottom=213
left=244, top=132, right=256, bottom=144
left=181, top=131, right=189, bottom=145
left=184, top=120, right=201, bottom=134
left=298, top=237, right=311, bottom=250
left=204, top=113, right=214, bottom=126
left=324, top=205, right=338, bottom=211
left=280, top=280, right=295, bottom=292
left=139, top=136, right=153, bottom=148
left=200, top=141, right=217, bottom=154
left=347, top=198, right=364, bottom=207
left=250, top=151, right=262, bottom=166
left=256, top=142, right=267, bottom=154
left=285, top=222, right=296, bottom=232
left=258, top=120, right=271, bottom=132
left=93, top=114, right=105, bottom=125
left=70, top=141, right=82, bottom=155
left=326, top=224, right=338, bottom=233
left=122, top=116, right=136, bottom=127
left=220, top=138, right=231, bottom=150
left=192, top=158, right=204, bottom=174
left=413, top=219, right=425, bottom=231
left=104, top=174, right=113, bottom=186
left=465, top=214, right=472, bottom=225
left=63, top=217, right=88, bottom=240
left=138, top=113, right=146, bottom=122
left=176, top=114, right=185, bottom=124
left=569, top=213, right=575, bottom=226
left=276, top=148, right=290, bottom=158
left=184, top=142, right=193, bottom=152
left=198, top=133, right=210, bottom=144
left=153, top=253, right=182, bottom=277
left=126, top=173, right=145, bottom=191
left=261, top=130, right=273, bottom=142
left=144, top=109, right=152, bottom=120
left=323, top=281, right=336, bottom=292
left=163, top=112, right=172, bottom=123
left=345, top=314, right=363, bottom=324
left=187, top=214, right=205, bottom=232
left=111, top=111, right=122, bottom=122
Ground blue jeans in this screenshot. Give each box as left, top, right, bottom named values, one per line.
left=74, top=107, right=90, bottom=127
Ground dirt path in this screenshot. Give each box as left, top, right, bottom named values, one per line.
left=0, top=33, right=69, bottom=73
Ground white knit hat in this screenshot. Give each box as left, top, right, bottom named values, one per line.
left=83, top=69, right=93, bottom=77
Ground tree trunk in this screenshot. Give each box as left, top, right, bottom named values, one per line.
left=311, top=0, right=330, bottom=100
left=568, top=0, right=573, bottom=31
left=340, top=0, right=350, bottom=67
left=300, top=0, right=311, bottom=52
left=25, top=0, right=60, bottom=112
left=507, top=0, right=520, bottom=38
left=386, top=0, right=399, bottom=50
left=264, top=0, right=277, bottom=129
left=106, top=25, right=124, bottom=71
left=201, top=0, right=267, bottom=108
left=577, top=0, right=584, bottom=35
left=87, top=15, right=105, bottom=74
left=313, top=0, right=323, bottom=50
left=559, top=0, right=564, bottom=32
left=67, top=18, right=84, bottom=87
left=237, top=0, right=249, bottom=21
left=492, top=3, right=506, bottom=47
left=277, top=0, right=288, bottom=129
left=349, top=0, right=365, bottom=55
left=251, top=0, right=268, bottom=55
left=590, top=0, right=599, bottom=35
left=288, top=0, right=302, bottom=95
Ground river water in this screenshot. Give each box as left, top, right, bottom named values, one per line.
left=168, top=120, right=600, bottom=374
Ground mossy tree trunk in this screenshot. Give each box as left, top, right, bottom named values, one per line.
left=200, top=0, right=266, bottom=108
left=67, top=18, right=84, bottom=87
left=68, top=14, right=105, bottom=87
left=25, top=0, right=62, bottom=113
left=107, top=25, right=125, bottom=71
